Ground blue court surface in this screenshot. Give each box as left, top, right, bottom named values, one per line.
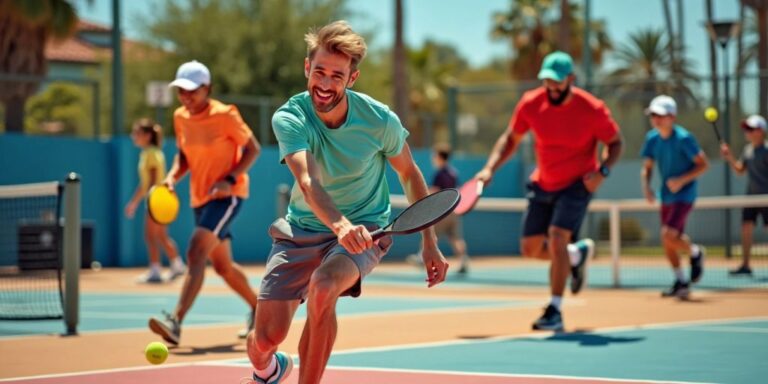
left=215, top=318, right=768, bottom=384
left=0, top=292, right=534, bottom=337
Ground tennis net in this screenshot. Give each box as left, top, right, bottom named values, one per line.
left=0, top=181, right=64, bottom=319
left=392, top=193, right=768, bottom=290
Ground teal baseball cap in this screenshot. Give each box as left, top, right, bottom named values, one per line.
left=537, top=51, right=574, bottom=82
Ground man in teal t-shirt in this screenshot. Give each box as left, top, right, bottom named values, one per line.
left=245, top=21, right=448, bottom=384
left=640, top=95, right=709, bottom=300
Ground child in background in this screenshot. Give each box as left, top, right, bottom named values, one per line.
left=407, top=143, right=470, bottom=273
left=125, top=118, right=186, bottom=283
left=720, top=115, right=768, bottom=276
left=640, top=95, right=709, bottom=299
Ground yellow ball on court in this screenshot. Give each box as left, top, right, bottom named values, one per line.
left=145, top=341, right=168, bottom=365
left=704, top=107, right=719, bottom=122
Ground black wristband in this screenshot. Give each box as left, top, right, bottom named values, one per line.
left=224, top=174, right=237, bottom=185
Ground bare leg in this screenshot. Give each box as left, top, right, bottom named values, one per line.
left=741, top=222, right=754, bottom=268
left=144, top=216, right=162, bottom=266
left=247, top=300, right=300, bottom=370
left=298, top=254, right=360, bottom=384
left=521, top=235, right=550, bottom=260
left=174, top=228, right=219, bottom=322
left=661, top=226, right=689, bottom=272
left=146, top=218, right=181, bottom=263
left=209, top=239, right=258, bottom=309
left=547, top=226, right=572, bottom=297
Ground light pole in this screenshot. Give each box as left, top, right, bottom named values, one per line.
left=706, top=20, right=741, bottom=258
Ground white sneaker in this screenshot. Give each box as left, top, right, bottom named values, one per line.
left=137, top=272, right=164, bottom=284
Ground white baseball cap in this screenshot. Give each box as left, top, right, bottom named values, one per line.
left=169, top=60, right=210, bottom=90
left=645, top=95, right=677, bottom=116
left=742, top=114, right=767, bottom=132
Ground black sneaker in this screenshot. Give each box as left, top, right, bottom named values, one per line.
left=690, top=246, right=705, bottom=283
left=149, top=311, right=181, bottom=345
left=661, top=281, right=690, bottom=299
left=570, top=238, right=595, bottom=294
left=238, top=308, right=255, bottom=339
left=532, top=304, right=563, bottom=331
left=729, top=265, right=753, bottom=276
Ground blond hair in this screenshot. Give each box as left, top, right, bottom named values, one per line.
left=305, top=20, right=367, bottom=71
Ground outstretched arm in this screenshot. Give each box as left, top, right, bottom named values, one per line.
left=388, top=143, right=448, bottom=287
left=475, top=130, right=525, bottom=184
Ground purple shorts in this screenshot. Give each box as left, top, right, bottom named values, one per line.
left=661, top=202, right=694, bottom=233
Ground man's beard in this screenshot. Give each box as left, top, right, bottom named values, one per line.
left=547, top=84, right=571, bottom=106
left=311, top=87, right=345, bottom=113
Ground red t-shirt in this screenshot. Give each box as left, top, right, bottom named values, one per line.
left=509, top=87, right=619, bottom=192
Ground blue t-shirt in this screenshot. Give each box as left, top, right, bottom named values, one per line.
left=640, top=125, right=702, bottom=203
left=272, top=90, right=409, bottom=232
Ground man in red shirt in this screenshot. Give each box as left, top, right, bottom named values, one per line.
left=476, top=51, right=623, bottom=331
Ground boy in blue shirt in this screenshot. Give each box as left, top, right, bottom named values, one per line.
left=640, top=95, right=709, bottom=299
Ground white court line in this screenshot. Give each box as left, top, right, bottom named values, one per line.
left=6, top=316, right=762, bottom=383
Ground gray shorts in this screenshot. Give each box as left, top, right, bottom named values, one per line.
left=259, top=218, right=392, bottom=301
left=434, top=213, right=462, bottom=240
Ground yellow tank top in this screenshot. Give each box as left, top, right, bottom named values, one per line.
left=138, top=146, right=166, bottom=193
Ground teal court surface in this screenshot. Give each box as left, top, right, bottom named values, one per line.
left=1, top=260, right=766, bottom=383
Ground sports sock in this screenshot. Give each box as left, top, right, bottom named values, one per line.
left=674, top=268, right=687, bottom=283
left=254, top=354, right=277, bottom=379
left=690, top=244, right=701, bottom=257
left=567, top=244, right=580, bottom=266
left=550, top=296, right=562, bottom=310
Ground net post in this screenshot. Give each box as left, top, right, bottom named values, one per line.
left=609, top=204, right=621, bottom=288
left=63, top=173, right=81, bottom=335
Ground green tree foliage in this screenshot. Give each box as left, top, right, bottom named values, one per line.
left=491, top=0, right=611, bottom=80
left=24, top=83, right=90, bottom=135
left=0, top=0, right=80, bottom=132
left=140, top=0, right=349, bottom=98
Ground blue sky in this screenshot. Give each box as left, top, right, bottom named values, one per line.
left=74, top=0, right=746, bottom=75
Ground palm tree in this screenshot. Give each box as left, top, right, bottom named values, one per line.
left=393, top=0, right=409, bottom=125
left=491, top=0, right=611, bottom=81
left=741, top=0, right=768, bottom=117
left=0, top=0, right=80, bottom=132
left=607, top=28, right=698, bottom=105
left=492, top=0, right=555, bottom=80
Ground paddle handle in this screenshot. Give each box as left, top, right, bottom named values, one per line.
left=370, top=228, right=386, bottom=241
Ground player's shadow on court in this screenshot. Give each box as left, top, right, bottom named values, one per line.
left=170, top=343, right=245, bottom=356
left=525, top=330, right=645, bottom=347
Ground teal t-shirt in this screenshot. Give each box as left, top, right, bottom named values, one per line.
left=640, top=125, right=702, bottom=203
left=272, top=90, right=409, bottom=232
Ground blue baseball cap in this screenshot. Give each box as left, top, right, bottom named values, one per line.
left=537, top=51, right=574, bottom=82
left=169, top=60, right=211, bottom=90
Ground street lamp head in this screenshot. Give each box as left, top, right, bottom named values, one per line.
left=705, top=21, right=741, bottom=49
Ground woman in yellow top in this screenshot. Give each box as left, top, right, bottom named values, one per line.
left=125, top=118, right=186, bottom=283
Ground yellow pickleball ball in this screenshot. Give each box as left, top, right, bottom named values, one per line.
left=145, top=341, right=168, bottom=365
left=704, top=107, right=719, bottom=122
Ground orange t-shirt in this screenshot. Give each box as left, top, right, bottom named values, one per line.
left=509, top=87, right=619, bottom=192
left=173, top=99, right=253, bottom=208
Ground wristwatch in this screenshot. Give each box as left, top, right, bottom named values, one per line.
left=598, top=164, right=610, bottom=177
left=224, top=174, right=237, bottom=185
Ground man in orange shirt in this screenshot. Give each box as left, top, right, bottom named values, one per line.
left=148, top=60, right=261, bottom=345
left=476, top=51, right=623, bottom=331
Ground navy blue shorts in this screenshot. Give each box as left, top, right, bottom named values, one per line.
left=522, top=180, right=592, bottom=237
left=193, top=196, right=243, bottom=240
left=743, top=206, right=768, bottom=226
